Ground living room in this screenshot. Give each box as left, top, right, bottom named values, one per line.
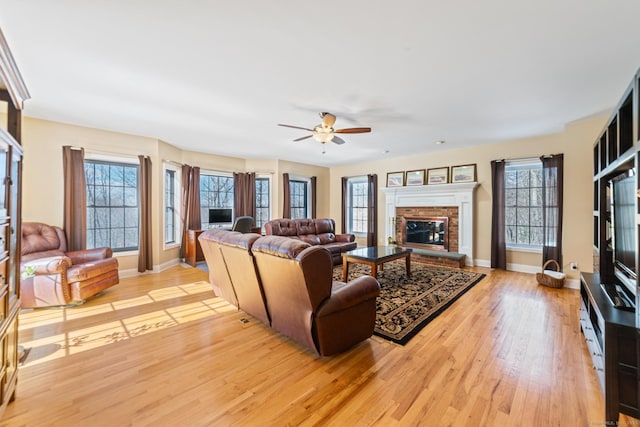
left=2, top=1, right=640, bottom=425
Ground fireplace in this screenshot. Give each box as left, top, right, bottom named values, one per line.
left=401, top=216, right=449, bottom=251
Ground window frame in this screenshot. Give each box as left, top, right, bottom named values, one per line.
left=84, top=156, right=140, bottom=254
left=346, top=176, right=368, bottom=236
left=163, top=163, right=181, bottom=248
left=289, top=176, right=310, bottom=219
left=199, top=170, right=234, bottom=229
left=504, top=159, right=543, bottom=252
left=255, top=174, right=271, bottom=229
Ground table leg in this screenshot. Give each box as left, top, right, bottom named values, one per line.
left=343, top=258, right=349, bottom=282
left=370, top=261, right=378, bottom=279
left=406, top=254, right=411, bottom=277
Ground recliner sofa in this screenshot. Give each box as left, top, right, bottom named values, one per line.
left=264, top=218, right=357, bottom=266
left=20, top=222, right=119, bottom=308
left=198, top=229, right=380, bottom=356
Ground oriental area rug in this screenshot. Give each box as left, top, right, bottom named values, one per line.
left=333, top=261, right=486, bottom=345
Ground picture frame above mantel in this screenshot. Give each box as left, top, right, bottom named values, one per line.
left=427, top=167, right=449, bottom=185
left=451, top=164, right=477, bottom=183
left=386, top=171, right=404, bottom=187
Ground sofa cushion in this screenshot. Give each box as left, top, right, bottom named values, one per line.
left=22, top=222, right=63, bottom=255
left=299, top=234, right=321, bottom=245
left=314, top=219, right=335, bottom=234
left=265, top=219, right=298, bottom=237
left=317, top=232, right=336, bottom=244
left=296, top=219, right=317, bottom=235
left=252, top=235, right=311, bottom=260
left=323, top=241, right=357, bottom=254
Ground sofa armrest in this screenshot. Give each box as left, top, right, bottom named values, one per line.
left=66, top=247, right=113, bottom=264
left=22, top=256, right=72, bottom=275
left=316, top=276, right=380, bottom=317
left=335, top=233, right=355, bottom=243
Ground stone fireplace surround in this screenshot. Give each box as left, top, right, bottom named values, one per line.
left=382, top=182, right=479, bottom=266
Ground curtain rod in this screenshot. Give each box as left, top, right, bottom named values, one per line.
left=494, top=154, right=561, bottom=163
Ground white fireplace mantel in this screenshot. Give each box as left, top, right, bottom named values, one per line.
left=382, top=182, right=479, bottom=266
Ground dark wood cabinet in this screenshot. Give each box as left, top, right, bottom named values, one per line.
left=580, top=273, right=638, bottom=421
left=588, top=65, right=640, bottom=423
left=0, top=28, right=29, bottom=418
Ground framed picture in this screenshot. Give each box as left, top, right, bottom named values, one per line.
left=405, top=169, right=425, bottom=186
left=451, top=164, right=477, bottom=183
left=386, top=171, right=405, bottom=187
left=427, top=167, right=449, bottom=184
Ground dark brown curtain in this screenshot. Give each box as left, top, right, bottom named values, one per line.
left=138, top=155, right=153, bottom=272
left=180, top=165, right=201, bottom=259
left=367, top=174, right=378, bottom=246
left=282, top=173, right=291, bottom=219
left=541, top=154, right=564, bottom=269
left=490, top=160, right=507, bottom=269
left=341, top=177, right=348, bottom=234
left=233, top=172, right=256, bottom=221
left=62, top=146, right=87, bottom=251
left=310, top=176, right=317, bottom=219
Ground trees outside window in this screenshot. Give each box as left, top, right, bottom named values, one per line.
left=85, top=160, right=139, bottom=251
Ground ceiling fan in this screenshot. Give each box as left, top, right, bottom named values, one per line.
left=278, top=112, right=371, bottom=150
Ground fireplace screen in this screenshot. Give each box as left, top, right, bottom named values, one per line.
left=401, top=217, right=449, bottom=251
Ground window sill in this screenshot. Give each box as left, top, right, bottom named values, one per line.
left=506, top=245, right=542, bottom=254
left=113, top=250, right=139, bottom=257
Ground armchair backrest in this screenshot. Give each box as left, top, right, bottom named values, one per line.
left=251, top=235, right=333, bottom=352
left=21, top=222, right=67, bottom=262
left=232, top=216, right=254, bottom=233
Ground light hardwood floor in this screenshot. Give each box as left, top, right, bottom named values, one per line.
left=0, top=264, right=633, bottom=426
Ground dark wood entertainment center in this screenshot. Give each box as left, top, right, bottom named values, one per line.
left=584, top=66, right=640, bottom=422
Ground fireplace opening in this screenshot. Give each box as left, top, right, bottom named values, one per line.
left=400, top=216, right=449, bottom=251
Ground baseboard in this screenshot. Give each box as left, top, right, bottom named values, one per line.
left=119, top=258, right=182, bottom=278
left=473, top=258, right=579, bottom=289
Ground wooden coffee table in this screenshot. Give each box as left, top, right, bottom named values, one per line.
left=342, top=246, right=412, bottom=281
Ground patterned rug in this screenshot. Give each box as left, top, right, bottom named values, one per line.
left=333, top=260, right=486, bottom=345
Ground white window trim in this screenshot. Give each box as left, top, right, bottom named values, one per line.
left=505, top=158, right=543, bottom=251
left=84, top=154, right=141, bottom=254
left=346, top=176, right=368, bottom=236
left=163, top=162, right=181, bottom=250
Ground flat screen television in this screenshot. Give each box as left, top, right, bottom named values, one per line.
left=208, top=208, right=232, bottom=224
left=610, top=169, right=637, bottom=295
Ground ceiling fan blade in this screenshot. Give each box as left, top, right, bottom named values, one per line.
left=331, top=135, right=346, bottom=145
left=334, top=127, right=371, bottom=134
left=278, top=124, right=314, bottom=132
left=293, top=135, right=313, bottom=142
left=320, top=112, right=336, bottom=128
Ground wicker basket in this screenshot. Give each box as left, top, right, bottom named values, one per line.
left=536, top=260, right=565, bottom=288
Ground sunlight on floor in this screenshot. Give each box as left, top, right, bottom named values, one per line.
left=18, top=281, right=237, bottom=366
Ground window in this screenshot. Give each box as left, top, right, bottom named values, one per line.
left=200, top=173, right=233, bottom=228
left=255, top=177, right=270, bottom=228
left=164, top=168, right=177, bottom=245
left=347, top=176, right=368, bottom=234
left=505, top=160, right=543, bottom=249
left=290, top=179, right=308, bottom=219
left=85, top=160, right=139, bottom=252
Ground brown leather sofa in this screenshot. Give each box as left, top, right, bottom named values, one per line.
left=264, top=218, right=357, bottom=266
left=198, top=230, right=380, bottom=356
left=20, top=222, right=119, bottom=308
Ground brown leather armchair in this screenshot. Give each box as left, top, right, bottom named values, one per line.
left=20, top=222, right=119, bottom=308
left=251, top=235, right=380, bottom=356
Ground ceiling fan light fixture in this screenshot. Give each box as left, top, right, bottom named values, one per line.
left=313, top=126, right=334, bottom=143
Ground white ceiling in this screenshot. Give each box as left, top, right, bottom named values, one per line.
left=1, top=1, right=640, bottom=167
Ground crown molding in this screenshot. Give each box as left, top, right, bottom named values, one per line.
left=0, top=27, right=30, bottom=109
